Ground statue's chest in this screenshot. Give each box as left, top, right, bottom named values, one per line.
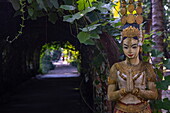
left=117, top=70, right=147, bottom=90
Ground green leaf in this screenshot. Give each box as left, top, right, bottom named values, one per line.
left=50, top=0, right=59, bottom=8
left=86, top=12, right=100, bottom=23
left=77, top=32, right=91, bottom=43
left=142, top=56, right=150, bottom=62
left=47, top=0, right=53, bottom=8
left=73, top=7, right=96, bottom=20
left=151, top=49, right=164, bottom=57
left=144, top=34, right=151, bottom=38
left=155, top=68, right=163, bottom=80
left=10, top=0, right=20, bottom=10
left=36, top=0, right=47, bottom=11
left=27, top=0, right=32, bottom=3
left=101, top=74, right=107, bottom=81
left=93, top=54, right=104, bottom=68
left=142, top=44, right=152, bottom=53
left=80, top=24, right=101, bottom=32
left=156, top=80, right=170, bottom=90
left=60, top=5, right=76, bottom=10
left=63, top=7, right=96, bottom=23
left=31, top=1, right=39, bottom=11
left=156, top=31, right=163, bottom=36
left=84, top=39, right=95, bottom=45
left=163, top=59, right=170, bottom=69
left=90, top=33, right=100, bottom=39
left=94, top=80, right=100, bottom=85
left=93, top=2, right=107, bottom=12
left=165, top=76, right=170, bottom=81
left=63, top=15, right=74, bottom=23
left=48, top=13, right=58, bottom=24
left=162, top=98, right=170, bottom=110
left=28, top=8, right=34, bottom=16
left=114, top=22, right=122, bottom=27
left=73, top=12, right=83, bottom=20
left=77, top=0, right=96, bottom=11
left=112, top=33, right=120, bottom=37
left=82, top=7, right=96, bottom=14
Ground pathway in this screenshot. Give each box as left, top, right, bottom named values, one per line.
left=0, top=61, right=90, bottom=113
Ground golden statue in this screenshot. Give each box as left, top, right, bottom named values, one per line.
left=107, top=0, right=158, bottom=112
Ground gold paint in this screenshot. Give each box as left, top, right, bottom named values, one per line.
left=115, top=102, right=149, bottom=112
left=115, top=61, right=144, bottom=82
left=120, top=8, right=127, bottom=15
left=122, top=26, right=140, bottom=38
left=123, top=38, right=140, bottom=60
left=108, top=77, right=116, bottom=85
left=127, top=37, right=132, bottom=45
left=136, top=6, right=143, bottom=15
left=127, top=14, right=136, bottom=23
left=128, top=4, right=135, bottom=13
left=127, top=68, right=134, bottom=92
left=121, top=16, right=127, bottom=25
left=136, top=15, right=143, bottom=24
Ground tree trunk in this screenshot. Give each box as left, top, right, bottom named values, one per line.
left=99, top=32, right=120, bottom=67
left=151, top=1, right=164, bottom=112
left=152, top=0, right=164, bottom=64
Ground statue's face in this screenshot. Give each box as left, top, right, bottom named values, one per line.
left=123, top=38, right=140, bottom=59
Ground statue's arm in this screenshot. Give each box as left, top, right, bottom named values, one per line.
left=138, top=81, right=158, bottom=100
left=108, top=84, right=126, bottom=101
left=107, top=64, right=126, bottom=101
left=135, top=63, right=158, bottom=100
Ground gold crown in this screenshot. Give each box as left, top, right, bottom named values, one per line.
left=121, top=26, right=140, bottom=38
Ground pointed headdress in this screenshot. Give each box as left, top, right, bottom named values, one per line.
left=120, top=0, right=144, bottom=46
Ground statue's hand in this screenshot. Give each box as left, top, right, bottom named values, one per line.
left=119, top=88, right=128, bottom=96
left=126, top=87, right=133, bottom=93
left=131, top=88, right=140, bottom=96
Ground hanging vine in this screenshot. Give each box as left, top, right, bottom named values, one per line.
left=6, top=0, right=26, bottom=43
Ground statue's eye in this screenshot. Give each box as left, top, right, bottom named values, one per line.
left=132, top=46, right=137, bottom=49
left=123, top=46, right=128, bottom=49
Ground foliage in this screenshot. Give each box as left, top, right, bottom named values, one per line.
left=142, top=32, right=170, bottom=112
left=40, top=49, right=55, bottom=74
left=10, top=0, right=121, bottom=46
left=163, top=0, right=170, bottom=56
left=39, top=41, right=80, bottom=74
left=39, top=42, right=61, bottom=74
left=61, top=42, right=80, bottom=68
left=92, top=45, right=110, bottom=113
left=10, top=0, right=170, bottom=112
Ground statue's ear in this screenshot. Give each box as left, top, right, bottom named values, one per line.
left=139, top=46, right=142, bottom=53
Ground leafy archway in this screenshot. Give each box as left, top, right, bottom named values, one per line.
left=39, top=41, right=80, bottom=74
left=7, top=0, right=170, bottom=112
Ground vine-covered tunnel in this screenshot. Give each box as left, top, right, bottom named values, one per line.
left=0, top=1, right=92, bottom=112
left=0, top=1, right=120, bottom=113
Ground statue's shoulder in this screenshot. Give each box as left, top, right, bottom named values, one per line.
left=141, top=61, right=153, bottom=68
left=111, top=61, right=124, bottom=70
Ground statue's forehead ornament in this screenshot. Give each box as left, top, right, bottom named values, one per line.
left=121, top=26, right=140, bottom=38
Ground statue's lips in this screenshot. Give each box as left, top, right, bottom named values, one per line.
left=128, top=54, right=133, bottom=57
